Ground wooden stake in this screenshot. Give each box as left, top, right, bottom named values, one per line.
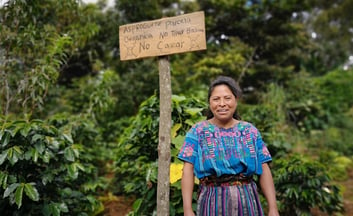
left=157, top=55, right=171, bottom=215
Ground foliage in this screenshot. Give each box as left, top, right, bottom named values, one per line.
left=0, top=0, right=99, bottom=117
left=317, top=68, right=353, bottom=114
left=285, top=71, right=325, bottom=132
left=273, top=153, right=344, bottom=216
left=316, top=114, right=353, bottom=157
left=318, top=151, right=353, bottom=182
left=285, top=69, right=353, bottom=156
left=240, top=83, right=292, bottom=157
left=308, top=0, right=353, bottom=71
left=189, top=37, right=253, bottom=83
left=0, top=115, right=105, bottom=215
left=116, top=0, right=171, bottom=23
left=114, top=94, right=206, bottom=215
left=197, top=0, right=313, bottom=88
left=112, top=59, right=160, bottom=117
left=284, top=68, right=353, bottom=133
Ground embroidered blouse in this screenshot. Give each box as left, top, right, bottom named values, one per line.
left=178, top=120, right=272, bottom=179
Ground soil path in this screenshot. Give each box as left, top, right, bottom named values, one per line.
left=102, top=195, right=134, bottom=216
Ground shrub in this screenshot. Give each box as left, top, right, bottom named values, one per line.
left=0, top=115, right=104, bottom=215
left=273, top=153, right=344, bottom=216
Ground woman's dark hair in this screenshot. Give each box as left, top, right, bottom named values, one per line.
left=206, top=76, right=242, bottom=120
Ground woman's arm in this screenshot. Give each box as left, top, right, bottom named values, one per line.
left=181, top=161, right=195, bottom=216
left=259, top=163, right=279, bottom=216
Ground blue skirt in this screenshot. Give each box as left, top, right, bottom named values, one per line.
left=197, top=181, right=264, bottom=216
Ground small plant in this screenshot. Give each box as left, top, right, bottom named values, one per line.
left=272, top=153, right=344, bottom=216
left=0, top=115, right=104, bottom=215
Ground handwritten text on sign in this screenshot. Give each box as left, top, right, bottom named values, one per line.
left=119, top=11, right=206, bottom=61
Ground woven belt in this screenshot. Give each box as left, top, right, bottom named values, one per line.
left=199, top=174, right=253, bottom=186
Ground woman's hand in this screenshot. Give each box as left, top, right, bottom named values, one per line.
left=268, top=208, right=280, bottom=216
left=260, top=163, right=280, bottom=216
left=184, top=208, right=195, bottom=216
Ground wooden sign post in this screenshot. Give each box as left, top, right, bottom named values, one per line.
left=119, top=11, right=206, bottom=215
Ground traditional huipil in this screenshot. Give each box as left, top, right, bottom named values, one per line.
left=178, top=120, right=272, bottom=216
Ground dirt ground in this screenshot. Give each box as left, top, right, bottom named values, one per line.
left=101, top=195, right=134, bottom=216
left=103, top=169, right=353, bottom=216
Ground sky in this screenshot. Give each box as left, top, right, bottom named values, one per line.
left=0, top=0, right=115, bottom=7
left=82, top=0, right=115, bottom=7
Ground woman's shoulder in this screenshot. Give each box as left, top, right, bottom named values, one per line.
left=192, top=120, right=209, bottom=129
left=238, top=120, right=259, bottom=132
left=185, top=120, right=209, bottom=136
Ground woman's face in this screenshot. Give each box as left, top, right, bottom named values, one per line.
left=209, top=84, right=237, bottom=123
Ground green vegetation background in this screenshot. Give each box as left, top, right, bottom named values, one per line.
left=0, top=0, right=352, bottom=215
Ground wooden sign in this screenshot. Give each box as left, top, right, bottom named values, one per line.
left=119, top=11, right=206, bottom=61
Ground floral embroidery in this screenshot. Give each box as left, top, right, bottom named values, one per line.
left=178, top=120, right=272, bottom=179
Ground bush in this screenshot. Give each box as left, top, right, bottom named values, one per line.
left=0, top=115, right=104, bottom=215
left=273, top=153, right=344, bottom=216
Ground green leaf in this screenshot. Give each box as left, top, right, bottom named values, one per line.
left=171, top=123, right=182, bottom=138
left=0, top=171, right=8, bottom=189
left=3, top=183, right=19, bottom=198
left=32, top=134, right=43, bottom=143
left=25, top=148, right=39, bottom=162
left=185, top=119, right=195, bottom=126
left=132, top=198, right=142, bottom=210
left=0, top=132, right=10, bottom=147
left=62, top=133, right=73, bottom=144
left=185, top=107, right=204, bottom=116
left=173, top=133, right=185, bottom=144
left=0, top=149, right=9, bottom=165
left=1, top=174, right=8, bottom=189
left=12, top=122, right=25, bottom=137
left=24, top=183, right=39, bottom=201
left=172, top=95, right=186, bottom=103
left=50, top=203, right=60, bottom=216
left=8, top=146, right=23, bottom=165
left=71, top=145, right=80, bottom=158
left=42, top=172, right=54, bottom=185
left=47, top=202, right=69, bottom=216
left=34, top=142, right=45, bottom=154
left=75, top=162, right=85, bottom=172
left=7, top=148, right=14, bottom=164
left=57, top=202, right=68, bottom=213
left=0, top=172, right=4, bottom=187
left=24, top=148, right=33, bottom=160
left=32, top=148, right=39, bottom=162
left=30, top=119, right=43, bottom=124
left=13, top=146, right=23, bottom=155
left=42, top=150, right=51, bottom=163
left=64, top=147, right=75, bottom=162
left=15, top=184, right=24, bottom=208
left=20, top=124, right=32, bottom=137
left=67, top=163, right=78, bottom=179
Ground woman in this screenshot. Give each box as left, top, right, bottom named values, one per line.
left=178, top=76, right=279, bottom=216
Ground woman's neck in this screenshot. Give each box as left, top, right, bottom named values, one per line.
left=209, top=118, right=239, bottom=129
